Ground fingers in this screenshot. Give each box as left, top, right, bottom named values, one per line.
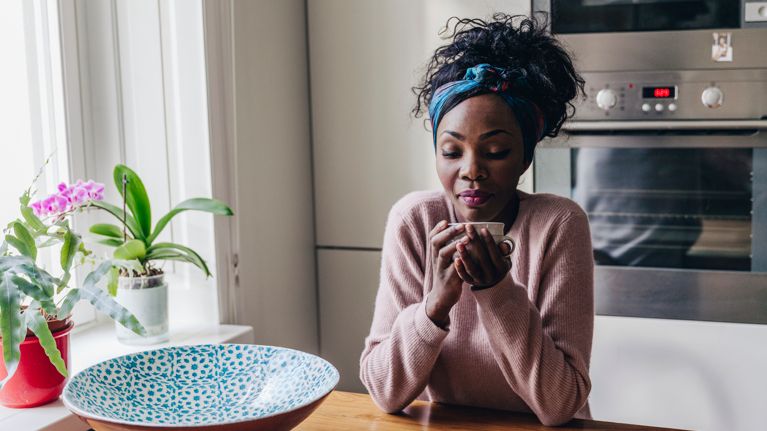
left=458, top=225, right=492, bottom=283
left=481, top=228, right=510, bottom=274
left=428, top=220, right=449, bottom=238
left=437, top=238, right=464, bottom=269
left=456, top=226, right=512, bottom=287
left=470, top=226, right=495, bottom=279
left=499, top=241, right=512, bottom=256
left=456, top=241, right=483, bottom=281
left=430, top=221, right=464, bottom=254
left=454, top=258, right=474, bottom=285
left=431, top=221, right=466, bottom=269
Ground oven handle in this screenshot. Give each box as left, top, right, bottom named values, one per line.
left=562, top=120, right=767, bottom=132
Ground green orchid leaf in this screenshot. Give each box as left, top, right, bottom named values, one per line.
left=97, top=238, right=124, bottom=247
left=113, top=165, right=151, bottom=240
left=37, top=237, right=60, bottom=248
left=60, top=230, right=80, bottom=273
left=88, top=201, right=143, bottom=240
left=20, top=206, right=46, bottom=234
left=0, top=241, right=7, bottom=256
left=5, top=235, right=33, bottom=260
left=80, top=261, right=146, bottom=336
left=113, top=239, right=146, bottom=261
left=148, top=198, right=233, bottom=244
left=0, top=272, right=26, bottom=385
left=89, top=223, right=126, bottom=239
left=146, top=242, right=211, bottom=277
left=25, top=304, right=67, bottom=378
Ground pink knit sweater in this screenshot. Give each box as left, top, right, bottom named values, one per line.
left=359, top=189, right=594, bottom=426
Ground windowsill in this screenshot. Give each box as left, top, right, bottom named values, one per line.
left=0, top=321, right=254, bottom=431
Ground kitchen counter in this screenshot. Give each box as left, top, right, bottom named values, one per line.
left=296, top=391, right=686, bottom=431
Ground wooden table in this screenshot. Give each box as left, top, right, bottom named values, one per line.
left=296, top=391, right=685, bottom=431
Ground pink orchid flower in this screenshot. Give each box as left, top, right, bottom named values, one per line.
left=29, top=179, right=105, bottom=218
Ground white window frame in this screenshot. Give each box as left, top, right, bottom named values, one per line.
left=56, top=0, right=224, bottom=327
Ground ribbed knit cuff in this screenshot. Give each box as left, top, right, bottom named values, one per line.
left=413, top=300, right=449, bottom=346
left=472, top=274, right=529, bottom=315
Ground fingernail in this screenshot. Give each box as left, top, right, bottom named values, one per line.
left=455, top=224, right=465, bottom=231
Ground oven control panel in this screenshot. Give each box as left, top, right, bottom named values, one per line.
left=576, top=70, right=767, bottom=120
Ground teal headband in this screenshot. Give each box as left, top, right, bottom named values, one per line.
left=428, top=64, right=548, bottom=164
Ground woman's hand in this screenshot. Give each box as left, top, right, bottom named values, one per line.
left=455, top=225, right=512, bottom=288
left=425, top=221, right=467, bottom=327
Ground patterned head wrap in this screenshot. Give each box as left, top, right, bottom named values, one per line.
left=428, top=64, right=548, bottom=164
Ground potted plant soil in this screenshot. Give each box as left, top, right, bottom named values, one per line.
left=0, top=180, right=146, bottom=408
left=88, top=165, right=233, bottom=345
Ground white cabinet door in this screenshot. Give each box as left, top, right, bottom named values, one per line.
left=309, top=0, right=530, bottom=248
left=318, top=249, right=382, bottom=392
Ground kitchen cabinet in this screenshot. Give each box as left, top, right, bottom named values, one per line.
left=318, top=249, right=381, bottom=392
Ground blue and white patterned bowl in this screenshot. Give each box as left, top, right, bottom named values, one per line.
left=62, top=344, right=339, bottom=430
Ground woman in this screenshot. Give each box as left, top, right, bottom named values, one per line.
left=359, top=14, right=594, bottom=426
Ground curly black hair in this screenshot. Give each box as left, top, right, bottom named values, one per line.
left=413, top=13, right=584, bottom=140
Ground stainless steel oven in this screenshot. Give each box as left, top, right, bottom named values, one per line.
left=532, top=1, right=767, bottom=324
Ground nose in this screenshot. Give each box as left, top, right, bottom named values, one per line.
left=459, top=153, right=487, bottom=182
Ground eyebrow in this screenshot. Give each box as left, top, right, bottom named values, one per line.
left=440, top=129, right=513, bottom=141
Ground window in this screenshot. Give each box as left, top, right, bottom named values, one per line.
left=0, top=0, right=96, bottom=325
left=2, top=0, right=222, bottom=330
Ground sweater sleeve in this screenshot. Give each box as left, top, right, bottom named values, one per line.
left=359, top=206, right=448, bottom=413
left=472, top=210, right=594, bottom=426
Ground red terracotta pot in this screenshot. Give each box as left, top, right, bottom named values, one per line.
left=0, top=322, right=74, bottom=408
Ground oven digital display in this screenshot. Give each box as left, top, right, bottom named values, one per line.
left=642, top=86, right=676, bottom=99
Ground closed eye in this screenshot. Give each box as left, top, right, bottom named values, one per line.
left=441, top=151, right=460, bottom=159
left=486, top=150, right=511, bottom=160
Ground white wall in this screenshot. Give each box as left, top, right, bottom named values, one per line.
left=224, top=0, right=318, bottom=353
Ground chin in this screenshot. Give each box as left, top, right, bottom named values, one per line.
left=456, top=203, right=495, bottom=222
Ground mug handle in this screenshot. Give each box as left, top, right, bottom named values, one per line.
left=499, top=236, right=515, bottom=256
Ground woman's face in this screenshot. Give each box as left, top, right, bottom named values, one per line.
left=435, top=94, right=527, bottom=223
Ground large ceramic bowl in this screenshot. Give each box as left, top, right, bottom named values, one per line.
left=62, top=344, right=339, bottom=431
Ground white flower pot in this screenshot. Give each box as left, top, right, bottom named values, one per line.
left=115, top=273, right=169, bottom=345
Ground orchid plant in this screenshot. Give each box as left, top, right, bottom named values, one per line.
left=0, top=175, right=146, bottom=384
left=88, top=164, right=232, bottom=290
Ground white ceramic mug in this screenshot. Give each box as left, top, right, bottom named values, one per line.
left=448, top=222, right=515, bottom=255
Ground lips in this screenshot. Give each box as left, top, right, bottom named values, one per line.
left=458, top=189, right=492, bottom=207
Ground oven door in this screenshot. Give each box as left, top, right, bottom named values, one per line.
left=535, top=120, right=767, bottom=324
left=544, top=0, right=741, bottom=34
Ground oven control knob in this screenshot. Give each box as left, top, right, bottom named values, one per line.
left=701, top=87, right=723, bottom=109
left=596, top=89, right=618, bottom=111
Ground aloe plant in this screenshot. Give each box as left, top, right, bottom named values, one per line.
left=0, top=188, right=146, bottom=385
left=89, top=165, right=232, bottom=288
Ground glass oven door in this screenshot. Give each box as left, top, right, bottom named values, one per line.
left=573, top=147, right=751, bottom=271
left=549, top=0, right=741, bottom=34
left=535, top=120, right=767, bottom=324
